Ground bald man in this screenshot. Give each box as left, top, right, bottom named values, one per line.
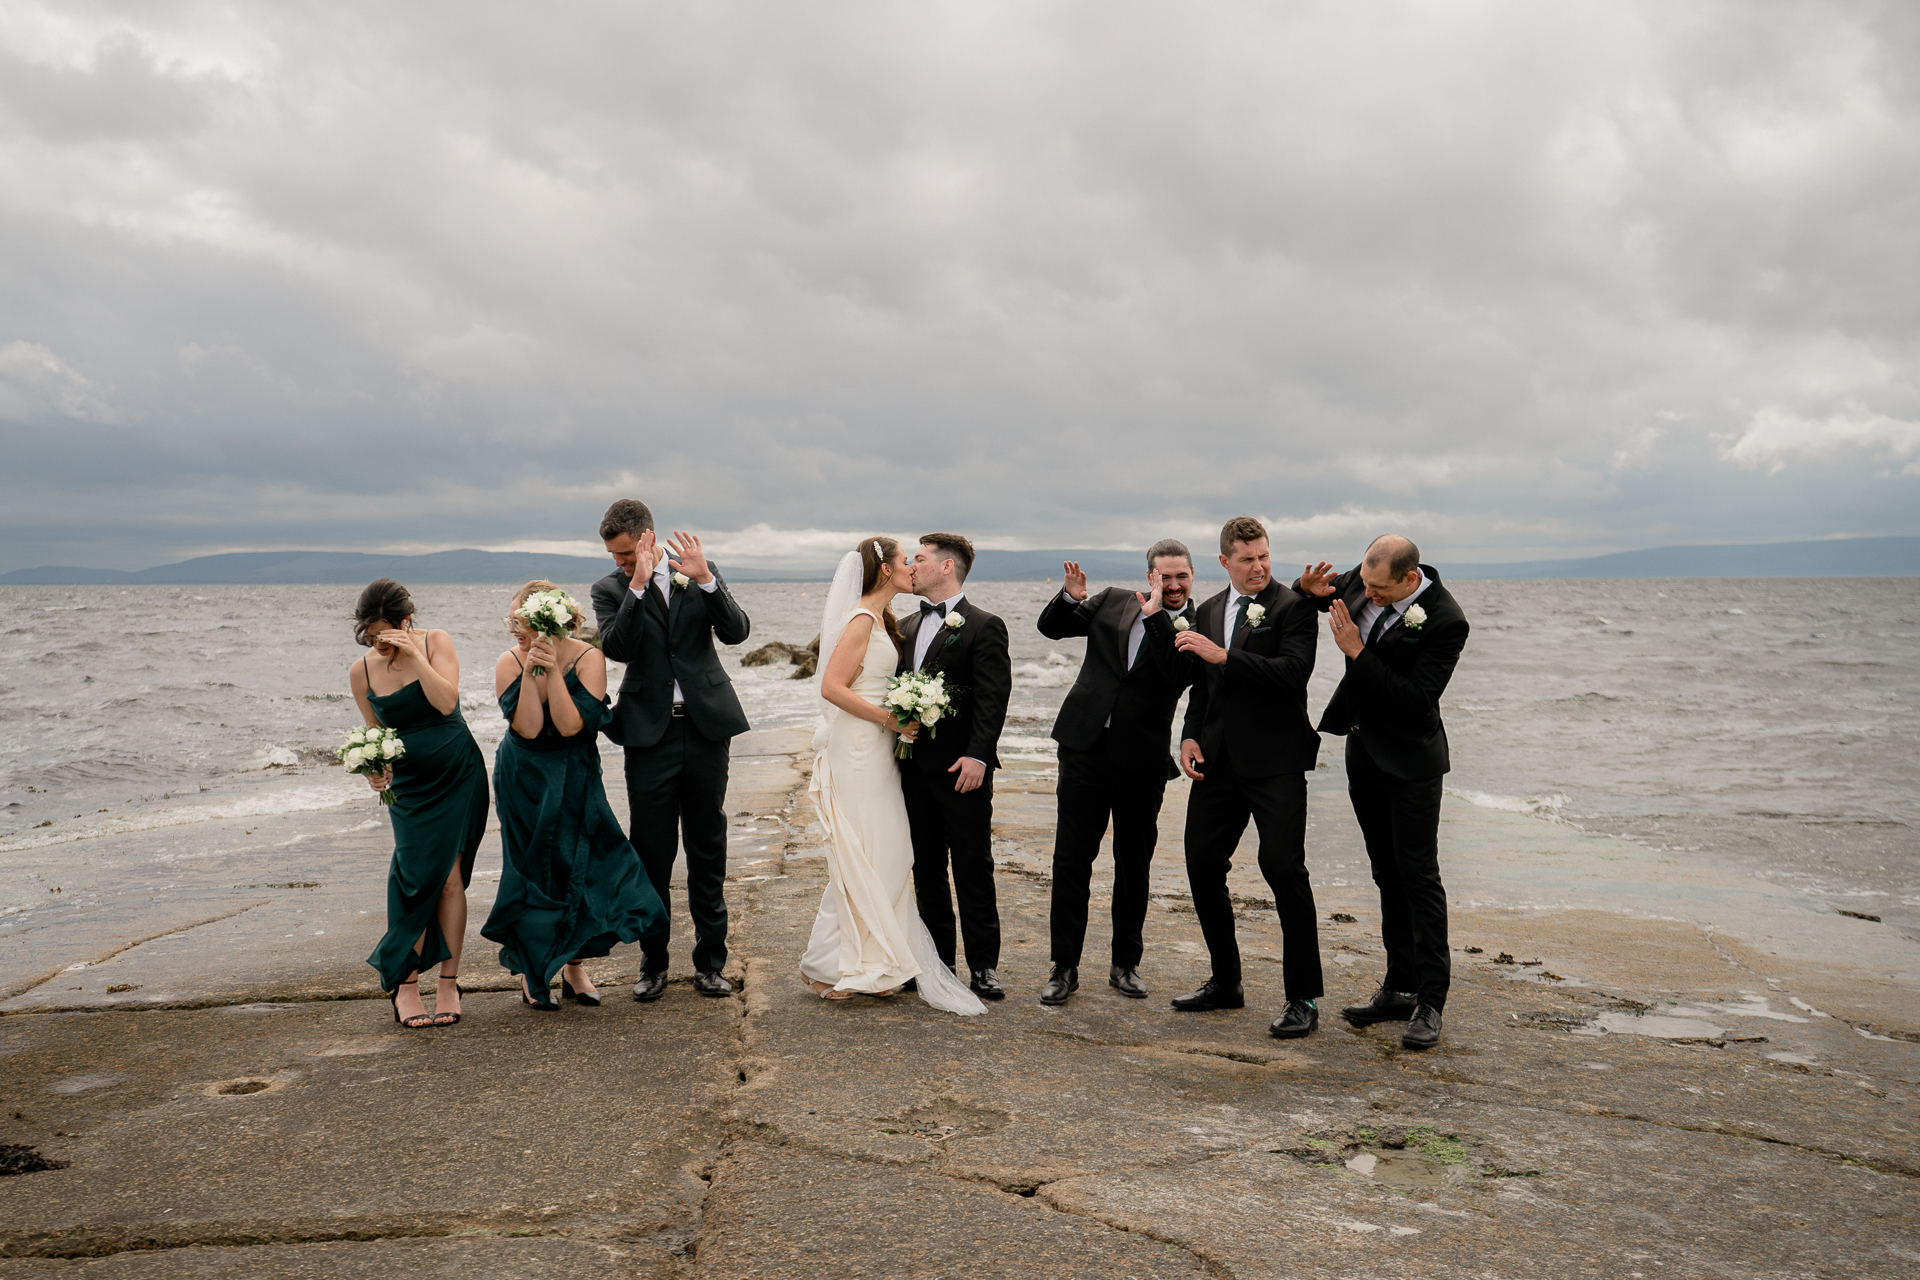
left=1297, top=536, right=1470, bottom=1050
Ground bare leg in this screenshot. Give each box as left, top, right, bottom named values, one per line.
left=394, top=967, right=430, bottom=1025
left=433, top=864, right=466, bottom=1023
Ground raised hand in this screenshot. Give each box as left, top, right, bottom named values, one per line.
left=1062, top=560, right=1088, bottom=601
left=1329, top=598, right=1363, bottom=658
left=377, top=625, right=423, bottom=665
left=527, top=635, right=560, bottom=675
left=631, top=529, right=660, bottom=583
left=1136, top=568, right=1164, bottom=616
left=1299, top=561, right=1338, bottom=597
left=667, top=529, right=712, bottom=584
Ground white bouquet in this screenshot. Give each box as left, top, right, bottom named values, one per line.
left=515, top=589, right=579, bottom=675
left=338, top=726, right=405, bottom=805
left=882, top=670, right=951, bottom=759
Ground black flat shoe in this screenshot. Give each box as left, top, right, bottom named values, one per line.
left=692, top=969, right=734, bottom=998
left=431, top=977, right=464, bottom=1026
left=1039, top=965, right=1077, bottom=1006
left=1401, top=1003, right=1443, bottom=1050
left=1170, top=979, right=1244, bottom=1011
left=390, top=987, right=435, bottom=1029
left=632, top=970, right=668, bottom=1003
left=1268, top=998, right=1319, bottom=1039
left=1108, top=965, right=1149, bottom=999
left=1341, top=986, right=1416, bottom=1026
left=561, top=975, right=602, bottom=1008
left=970, top=968, right=1006, bottom=1000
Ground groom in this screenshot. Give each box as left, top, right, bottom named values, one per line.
left=897, top=532, right=1013, bottom=1000
left=592, top=498, right=752, bottom=1002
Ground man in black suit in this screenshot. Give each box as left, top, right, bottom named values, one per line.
left=1170, top=516, right=1325, bottom=1038
left=1296, top=535, right=1470, bottom=1050
left=1034, top=540, right=1198, bottom=1005
left=897, top=532, right=1013, bottom=1000
left=591, top=499, right=752, bottom=1002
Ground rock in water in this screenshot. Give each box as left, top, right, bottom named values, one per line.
left=791, top=653, right=818, bottom=679
left=742, top=641, right=804, bottom=667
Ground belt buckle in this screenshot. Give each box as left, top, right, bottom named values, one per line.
left=671, top=703, right=687, bottom=717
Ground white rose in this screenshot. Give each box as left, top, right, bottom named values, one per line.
left=1172, top=617, right=1190, bottom=632
left=672, top=572, right=691, bottom=589
left=920, top=706, right=943, bottom=725
left=344, top=747, right=364, bottom=770
left=943, top=612, right=965, bottom=629
left=1245, top=603, right=1266, bottom=626
left=1403, top=604, right=1427, bottom=629
left=381, top=739, right=402, bottom=760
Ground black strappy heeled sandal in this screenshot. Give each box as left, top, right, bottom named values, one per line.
left=390, top=986, right=435, bottom=1029
left=560, top=965, right=602, bottom=1007
left=431, top=974, right=464, bottom=1026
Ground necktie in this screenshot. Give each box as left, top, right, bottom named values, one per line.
left=1229, top=594, right=1248, bottom=642
left=1367, top=603, right=1396, bottom=645
left=920, top=601, right=947, bottom=618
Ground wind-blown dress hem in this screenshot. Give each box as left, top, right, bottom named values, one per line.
left=481, top=665, right=666, bottom=1001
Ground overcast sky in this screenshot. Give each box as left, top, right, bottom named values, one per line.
left=2, top=1, right=1916, bottom=572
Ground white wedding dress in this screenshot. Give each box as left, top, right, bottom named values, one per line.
left=800, top=560, right=984, bottom=1015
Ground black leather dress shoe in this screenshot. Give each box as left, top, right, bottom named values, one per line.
left=1170, top=979, right=1244, bottom=1011
left=692, top=970, right=733, bottom=998
left=1108, top=965, right=1149, bottom=999
left=1039, top=965, right=1078, bottom=1006
left=1401, top=1003, right=1443, bottom=1050
left=899, top=978, right=918, bottom=993
left=1341, top=986, right=1417, bottom=1026
left=1268, top=999, right=1319, bottom=1039
left=632, top=971, right=668, bottom=1003
left=970, top=969, right=1006, bottom=1000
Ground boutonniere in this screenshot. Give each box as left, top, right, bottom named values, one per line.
left=1171, top=616, right=1191, bottom=632
left=942, top=611, right=965, bottom=631
left=1403, top=604, right=1426, bottom=630
left=1244, top=603, right=1267, bottom=628
left=671, top=571, right=691, bottom=591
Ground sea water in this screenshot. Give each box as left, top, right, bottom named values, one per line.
left=2, top=577, right=1915, bottom=937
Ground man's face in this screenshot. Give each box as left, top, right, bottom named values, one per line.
left=911, top=544, right=950, bottom=593
left=605, top=532, right=642, bottom=578
left=1359, top=558, right=1421, bottom=606
left=1218, top=538, right=1270, bottom=596
left=1151, top=556, right=1195, bottom=610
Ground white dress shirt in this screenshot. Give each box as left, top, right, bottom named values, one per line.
left=1060, top=588, right=1161, bottom=728
left=629, top=555, right=719, bottom=703
left=912, top=591, right=964, bottom=670
left=1354, top=570, right=1432, bottom=645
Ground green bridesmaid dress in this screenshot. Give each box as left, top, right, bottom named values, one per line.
left=364, top=651, right=491, bottom=993
left=482, top=655, right=666, bottom=1001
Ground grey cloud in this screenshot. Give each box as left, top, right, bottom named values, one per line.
left=1, top=0, right=1916, bottom=572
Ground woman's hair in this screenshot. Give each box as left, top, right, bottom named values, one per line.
left=858, top=537, right=905, bottom=657
left=352, top=579, right=414, bottom=647
left=510, top=580, right=584, bottom=632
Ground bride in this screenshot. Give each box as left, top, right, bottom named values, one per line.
left=799, top=538, right=985, bottom=1015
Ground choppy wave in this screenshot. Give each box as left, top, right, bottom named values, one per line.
left=0, top=782, right=361, bottom=853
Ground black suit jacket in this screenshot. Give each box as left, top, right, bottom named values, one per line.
left=590, top=565, right=752, bottom=748
left=896, top=597, right=1011, bottom=774
left=1177, top=580, right=1321, bottom=779
left=1296, top=564, right=1469, bottom=780
left=1037, top=587, right=1194, bottom=778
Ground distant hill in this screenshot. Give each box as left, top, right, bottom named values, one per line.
left=1448, top=536, right=1917, bottom=579
left=2, top=537, right=1913, bottom=585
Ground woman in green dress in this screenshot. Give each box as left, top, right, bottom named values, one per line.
left=483, top=581, right=666, bottom=1010
left=348, top=579, right=491, bottom=1028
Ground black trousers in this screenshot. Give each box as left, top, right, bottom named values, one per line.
left=1346, top=735, right=1449, bottom=1008
left=901, top=764, right=1000, bottom=974
left=1049, top=737, right=1168, bottom=969
left=1182, top=753, right=1322, bottom=999
left=623, top=718, right=730, bottom=974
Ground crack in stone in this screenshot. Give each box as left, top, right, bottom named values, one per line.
left=0, top=901, right=269, bottom=1005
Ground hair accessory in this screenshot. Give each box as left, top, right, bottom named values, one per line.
left=872, top=540, right=882, bottom=559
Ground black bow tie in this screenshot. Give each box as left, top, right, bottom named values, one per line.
left=920, top=601, right=948, bottom=618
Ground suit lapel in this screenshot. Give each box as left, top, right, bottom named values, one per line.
left=1116, top=593, right=1142, bottom=671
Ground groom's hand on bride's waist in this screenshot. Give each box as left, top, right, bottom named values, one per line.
left=949, top=757, right=987, bottom=793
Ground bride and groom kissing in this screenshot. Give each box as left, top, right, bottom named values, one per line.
left=590, top=502, right=1009, bottom=1016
